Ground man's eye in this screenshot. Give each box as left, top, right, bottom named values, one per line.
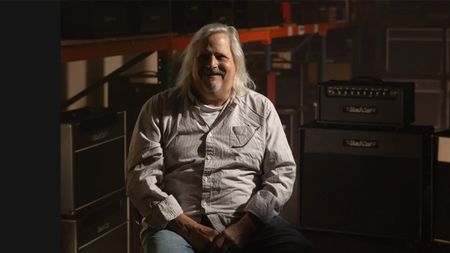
left=216, top=55, right=226, bottom=60
left=198, top=54, right=209, bottom=61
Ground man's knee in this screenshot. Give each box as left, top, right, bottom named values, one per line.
left=266, top=227, right=315, bottom=253
left=244, top=217, right=315, bottom=253
left=282, top=230, right=316, bottom=253
left=141, top=229, right=194, bottom=253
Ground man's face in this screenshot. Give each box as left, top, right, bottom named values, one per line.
left=192, top=32, right=236, bottom=105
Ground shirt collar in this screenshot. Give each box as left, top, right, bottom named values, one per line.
left=186, top=88, right=239, bottom=109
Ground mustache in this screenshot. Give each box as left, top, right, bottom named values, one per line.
left=200, top=69, right=225, bottom=77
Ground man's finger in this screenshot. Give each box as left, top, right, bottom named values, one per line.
left=210, top=234, right=225, bottom=253
left=220, top=239, right=232, bottom=253
left=219, top=236, right=241, bottom=253
left=229, top=244, right=241, bottom=253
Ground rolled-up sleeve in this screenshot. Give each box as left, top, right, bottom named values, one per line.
left=244, top=100, right=296, bottom=223
left=126, top=96, right=183, bottom=230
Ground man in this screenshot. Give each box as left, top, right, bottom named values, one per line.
left=126, top=23, right=314, bottom=253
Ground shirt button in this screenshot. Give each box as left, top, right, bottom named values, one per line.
left=208, top=132, right=213, bottom=137
left=206, top=155, right=211, bottom=160
left=203, top=176, right=208, bottom=183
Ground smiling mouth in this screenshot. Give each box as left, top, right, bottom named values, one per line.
left=206, top=74, right=222, bottom=79
left=202, top=69, right=225, bottom=77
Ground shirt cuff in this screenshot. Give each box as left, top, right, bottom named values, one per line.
left=244, top=190, right=280, bottom=224
left=147, top=194, right=183, bottom=230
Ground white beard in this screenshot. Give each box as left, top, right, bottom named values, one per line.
left=204, top=76, right=222, bottom=93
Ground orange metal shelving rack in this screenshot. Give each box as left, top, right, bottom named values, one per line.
left=61, top=22, right=348, bottom=63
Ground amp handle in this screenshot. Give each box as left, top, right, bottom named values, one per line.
left=351, top=76, right=383, bottom=84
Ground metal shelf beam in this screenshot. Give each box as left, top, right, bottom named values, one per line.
left=61, top=22, right=348, bottom=63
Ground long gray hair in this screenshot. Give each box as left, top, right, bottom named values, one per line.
left=175, top=23, right=255, bottom=96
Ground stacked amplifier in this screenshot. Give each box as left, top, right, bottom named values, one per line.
left=431, top=130, right=450, bottom=246
left=317, top=77, right=415, bottom=128
left=299, top=77, right=436, bottom=252
left=108, top=71, right=168, bottom=149
left=60, top=107, right=128, bottom=253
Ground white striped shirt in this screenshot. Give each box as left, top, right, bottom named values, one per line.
left=126, top=87, right=296, bottom=232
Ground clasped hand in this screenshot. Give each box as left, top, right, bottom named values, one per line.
left=208, top=220, right=251, bottom=253
left=167, top=213, right=259, bottom=253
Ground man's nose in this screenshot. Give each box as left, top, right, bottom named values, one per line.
left=207, top=54, right=219, bottom=68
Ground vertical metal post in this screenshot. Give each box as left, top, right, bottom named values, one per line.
left=265, top=43, right=272, bottom=71
left=444, top=28, right=449, bottom=129
left=319, top=34, right=327, bottom=82
left=265, top=43, right=276, bottom=105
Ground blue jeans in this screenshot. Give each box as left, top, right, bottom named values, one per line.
left=141, top=216, right=315, bottom=253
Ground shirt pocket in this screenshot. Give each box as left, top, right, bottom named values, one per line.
left=229, top=125, right=263, bottom=170
left=230, top=125, right=259, bottom=148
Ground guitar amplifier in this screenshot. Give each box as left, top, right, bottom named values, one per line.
left=317, top=78, right=415, bottom=128
left=432, top=129, right=450, bottom=244
left=61, top=191, right=128, bottom=253
left=108, top=72, right=168, bottom=148
left=299, top=123, right=434, bottom=240
left=60, top=107, right=126, bottom=216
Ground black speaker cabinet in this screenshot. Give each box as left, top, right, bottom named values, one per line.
left=108, top=73, right=167, bottom=143
left=274, top=69, right=302, bottom=109
left=278, top=109, right=300, bottom=157
left=278, top=109, right=301, bottom=227
left=234, top=1, right=283, bottom=29
left=135, top=1, right=172, bottom=35
left=299, top=123, right=433, bottom=240
left=60, top=108, right=126, bottom=216
left=171, top=1, right=210, bottom=34
left=61, top=192, right=128, bottom=253
left=432, top=130, right=450, bottom=244
left=386, top=28, right=444, bottom=79
left=61, top=1, right=130, bottom=39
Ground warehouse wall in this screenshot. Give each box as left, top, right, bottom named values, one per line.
left=60, top=53, right=158, bottom=111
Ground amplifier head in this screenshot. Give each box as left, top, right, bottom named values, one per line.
left=317, top=78, right=415, bottom=128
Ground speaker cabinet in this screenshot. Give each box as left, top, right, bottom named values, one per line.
left=171, top=1, right=210, bottom=34
left=134, top=1, right=172, bottom=35
left=60, top=108, right=126, bottom=215
left=278, top=109, right=301, bottom=227
left=299, top=123, right=433, bottom=240
left=432, top=130, right=450, bottom=244
left=383, top=78, right=446, bottom=131
left=61, top=192, right=128, bottom=253
left=301, top=229, right=425, bottom=253
left=386, top=28, right=444, bottom=79
left=274, top=69, right=302, bottom=109
left=61, top=1, right=130, bottom=39
left=278, top=109, right=300, bottom=154
left=108, top=73, right=167, bottom=145
left=234, top=1, right=283, bottom=29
